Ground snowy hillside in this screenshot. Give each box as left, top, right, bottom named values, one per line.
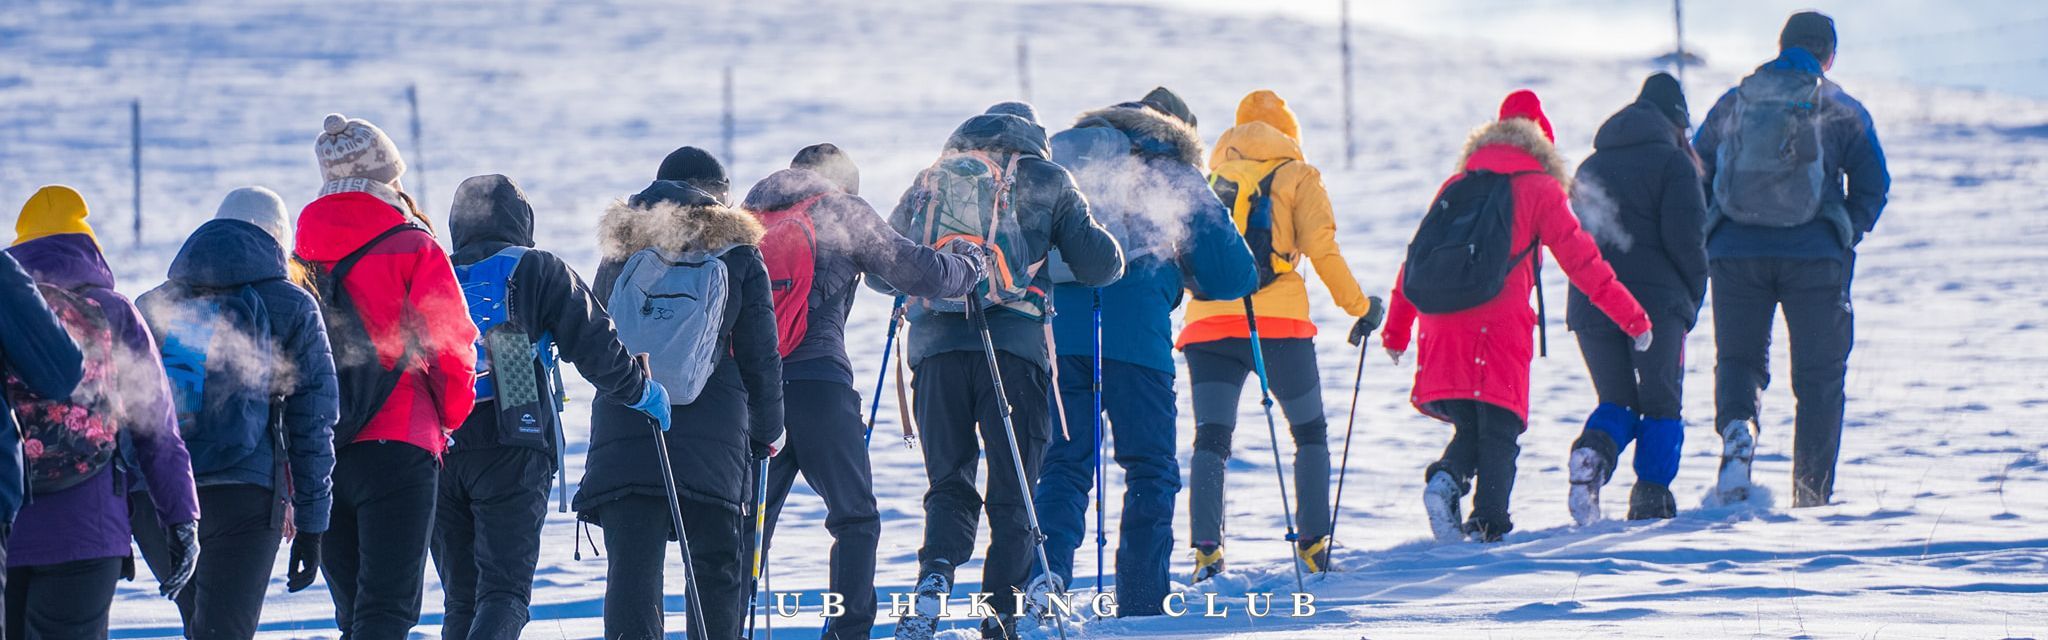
left=4, top=0, right=2047, bottom=638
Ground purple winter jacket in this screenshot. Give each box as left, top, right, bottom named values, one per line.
left=5, top=233, right=199, bottom=567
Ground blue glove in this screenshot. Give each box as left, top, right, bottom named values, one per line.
left=630, top=379, right=672, bottom=432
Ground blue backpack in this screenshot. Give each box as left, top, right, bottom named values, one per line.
left=457, top=246, right=559, bottom=449
left=149, top=283, right=281, bottom=477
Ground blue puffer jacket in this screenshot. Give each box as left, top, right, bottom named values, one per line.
left=137, top=219, right=338, bottom=534
left=1695, top=47, right=1890, bottom=261
left=0, top=251, right=83, bottom=524
left=1048, top=103, right=1256, bottom=374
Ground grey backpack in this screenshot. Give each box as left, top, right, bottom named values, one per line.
left=1712, top=67, right=1827, bottom=227
left=609, top=246, right=734, bottom=404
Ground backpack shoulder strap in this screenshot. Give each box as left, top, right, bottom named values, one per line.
left=331, top=223, right=426, bottom=282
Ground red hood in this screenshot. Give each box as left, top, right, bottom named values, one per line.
left=1464, top=143, right=1546, bottom=175
left=293, top=192, right=410, bottom=262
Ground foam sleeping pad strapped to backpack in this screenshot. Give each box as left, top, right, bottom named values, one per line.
left=297, top=223, right=420, bottom=446
left=1712, top=66, right=1827, bottom=228
left=905, top=150, right=1045, bottom=318
left=1203, top=158, right=1293, bottom=300
left=153, top=282, right=278, bottom=475
left=1402, top=170, right=1540, bottom=314
left=609, top=245, right=735, bottom=404
left=2, top=284, right=124, bottom=494
left=754, top=194, right=823, bottom=357
left=457, top=245, right=558, bottom=448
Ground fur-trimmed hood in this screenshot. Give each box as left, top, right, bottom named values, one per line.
left=1073, top=103, right=1205, bottom=168
left=1456, top=118, right=1572, bottom=189
left=598, top=193, right=763, bottom=261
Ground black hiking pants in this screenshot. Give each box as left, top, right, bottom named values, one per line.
left=131, top=484, right=281, bottom=640
left=1711, top=255, right=1856, bottom=507
left=599, top=494, right=747, bottom=640
left=757, top=380, right=880, bottom=640
left=323, top=441, right=438, bottom=640
left=4, top=557, right=121, bottom=640
left=1427, top=400, right=1526, bottom=538
left=910, top=351, right=1050, bottom=611
left=431, top=446, right=553, bottom=640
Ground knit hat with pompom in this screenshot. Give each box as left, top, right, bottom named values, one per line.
left=314, top=113, right=406, bottom=186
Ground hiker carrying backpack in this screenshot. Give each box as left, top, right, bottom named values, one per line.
left=133, top=196, right=341, bottom=639
left=581, top=175, right=784, bottom=640
left=1381, top=91, right=1651, bottom=543
left=438, top=174, right=663, bottom=640
left=6, top=188, right=199, bottom=640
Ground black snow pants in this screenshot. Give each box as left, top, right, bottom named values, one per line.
left=430, top=446, right=553, bottom=640
left=1711, top=255, right=1856, bottom=507
left=131, top=484, right=281, bottom=640
left=323, top=441, right=438, bottom=640
left=599, top=494, right=746, bottom=640
left=910, top=350, right=1050, bottom=612
left=4, top=557, right=121, bottom=640
left=1427, top=400, right=1527, bottom=538
left=757, top=380, right=880, bottom=640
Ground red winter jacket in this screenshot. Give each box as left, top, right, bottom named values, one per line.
left=1383, top=119, right=1650, bottom=423
left=294, top=191, right=476, bottom=455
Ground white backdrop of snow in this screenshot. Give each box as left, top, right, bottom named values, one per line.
left=3, top=0, right=2046, bottom=638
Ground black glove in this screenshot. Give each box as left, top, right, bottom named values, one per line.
left=161, top=520, right=200, bottom=599
left=1348, top=295, right=1387, bottom=347
left=287, top=531, right=323, bottom=592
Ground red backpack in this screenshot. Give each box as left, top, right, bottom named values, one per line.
left=754, top=195, right=824, bottom=357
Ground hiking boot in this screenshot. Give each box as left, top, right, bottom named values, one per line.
left=1463, top=516, right=1512, bottom=543
left=1423, top=469, right=1468, bottom=543
left=1019, top=572, right=1064, bottom=623
left=1716, top=419, right=1757, bottom=504
left=1296, top=535, right=1332, bottom=574
left=1191, top=543, right=1225, bottom=583
left=894, top=563, right=952, bottom=640
left=1628, top=482, right=1677, bottom=520
left=979, top=616, right=1021, bottom=640
left=1568, top=429, right=1620, bottom=526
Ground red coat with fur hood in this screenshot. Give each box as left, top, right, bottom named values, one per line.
left=1383, top=118, right=1651, bottom=424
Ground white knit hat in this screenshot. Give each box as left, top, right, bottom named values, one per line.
left=214, top=186, right=290, bottom=245
left=315, top=113, right=406, bottom=186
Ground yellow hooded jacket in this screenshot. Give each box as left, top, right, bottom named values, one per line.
left=1179, top=92, right=1372, bottom=347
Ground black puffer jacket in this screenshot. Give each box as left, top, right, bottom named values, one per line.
left=447, top=174, right=649, bottom=455
left=741, top=168, right=980, bottom=385
left=579, top=181, right=784, bottom=515
left=1566, top=100, right=1710, bottom=331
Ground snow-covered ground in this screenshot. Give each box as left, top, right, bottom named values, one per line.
left=3, top=0, right=2046, bottom=637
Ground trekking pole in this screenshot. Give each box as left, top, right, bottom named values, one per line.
left=1241, top=299, right=1306, bottom=594
left=1091, top=289, right=1106, bottom=593
left=966, top=297, right=1070, bottom=640
left=549, top=344, right=570, bottom=513
left=864, top=297, right=906, bottom=447
left=748, top=459, right=771, bottom=639
left=638, top=354, right=708, bottom=640
left=1330, top=338, right=1368, bottom=565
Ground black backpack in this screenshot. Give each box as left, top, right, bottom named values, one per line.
left=1401, top=170, right=1549, bottom=353
left=296, top=224, right=421, bottom=446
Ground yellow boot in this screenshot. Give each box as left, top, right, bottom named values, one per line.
left=1296, top=535, right=1332, bottom=574
left=1192, top=544, right=1225, bottom=583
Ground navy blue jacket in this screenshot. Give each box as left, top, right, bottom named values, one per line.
left=138, top=220, right=339, bottom=533
left=1048, top=104, right=1256, bottom=374
left=882, top=111, right=1125, bottom=372
left=1695, top=47, right=1890, bottom=261
left=742, top=168, right=980, bottom=386
left=1568, top=100, right=1710, bottom=332
left=0, top=251, right=83, bottom=524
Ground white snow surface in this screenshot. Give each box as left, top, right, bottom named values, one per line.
left=4, top=0, right=2047, bottom=637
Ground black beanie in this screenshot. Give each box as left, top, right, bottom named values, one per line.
left=656, top=146, right=730, bottom=203
left=1780, top=11, right=1837, bottom=63
left=1636, top=72, right=1690, bottom=129
left=1139, top=86, right=1197, bottom=128
left=791, top=143, right=861, bottom=196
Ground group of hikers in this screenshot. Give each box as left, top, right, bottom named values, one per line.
left=0, top=10, right=1887, bottom=640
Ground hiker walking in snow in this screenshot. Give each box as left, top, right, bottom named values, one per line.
left=1383, top=91, right=1652, bottom=543
left=1561, top=74, right=1709, bottom=524
left=1696, top=11, right=1889, bottom=508
left=1033, top=88, right=1256, bottom=614
left=741, top=144, right=983, bottom=640
left=434, top=174, right=670, bottom=640
left=129, top=187, right=339, bottom=640
left=293, top=114, right=479, bottom=639
left=580, top=148, right=784, bottom=640
left=0, top=208, right=84, bottom=639
left=1181, top=90, right=1382, bottom=576
left=885, top=102, right=1124, bottom=640
left=6, top=186, right=200, bottom=639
